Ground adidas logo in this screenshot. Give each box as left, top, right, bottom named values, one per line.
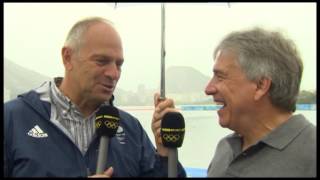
left=27, top=125, right=48, bottom=138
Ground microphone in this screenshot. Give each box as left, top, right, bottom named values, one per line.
left=160, top=112, right=185, bottom=177
left=95, top=105, right=120, bottom=174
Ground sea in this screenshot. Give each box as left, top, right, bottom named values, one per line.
left=119, top=106, right=317, bottom=177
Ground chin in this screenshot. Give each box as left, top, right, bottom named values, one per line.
left=218, top=116, right=229, bottom=128
left=95, top=94, right=112, bottom=103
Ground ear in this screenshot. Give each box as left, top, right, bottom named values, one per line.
left=61, top=47, right=73, bottom=71
left=254, top=77, right=272, bottom=101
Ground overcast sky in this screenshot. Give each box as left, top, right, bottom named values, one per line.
left=4, top=2, right=316, bottom=92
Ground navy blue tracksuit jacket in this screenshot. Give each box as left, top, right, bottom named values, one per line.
left=4, top=90, right=186, bottom=177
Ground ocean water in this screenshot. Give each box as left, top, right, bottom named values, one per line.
left=120, top=107, right=317, bottom=176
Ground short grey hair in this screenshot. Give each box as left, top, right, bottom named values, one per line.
left=214, top=27, right=303, bottom=112
left=64, top=17, right=114, bottom=53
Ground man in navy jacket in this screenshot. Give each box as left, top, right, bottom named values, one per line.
left=4, top=17, right=186, bottom=177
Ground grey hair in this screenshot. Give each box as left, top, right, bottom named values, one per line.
left=64, top=17, right=114, bottom=54
left=214, top=27, right=303, bottom=112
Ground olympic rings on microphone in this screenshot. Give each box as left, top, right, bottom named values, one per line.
left=162, top=133, right=180, bottom=142
left=104, top=121, right=118, bottom=129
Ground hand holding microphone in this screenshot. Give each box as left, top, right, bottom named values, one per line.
left=95, top=105, right=120, bottom=175
left=152, top=93, right=185, bottom=177
left=152, top=93, right=176, bottom=156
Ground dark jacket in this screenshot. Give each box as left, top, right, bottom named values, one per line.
left=4, top=90, right=186, bottom=177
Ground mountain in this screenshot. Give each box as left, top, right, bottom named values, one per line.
left=166, top=66, right=210, bottom=94
left=4, top=58, right=51, bottom=101
left=164, top=66, right=212, bottom=104
left=115, top=66, right=213, bottom=105
left=4, top=59, right=316, bottom=105
left=3, top=57, right=139, bottom=105
left=3, top=58, right=212, bottom=105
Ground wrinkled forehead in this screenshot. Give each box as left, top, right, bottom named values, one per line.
left=214, top=49, right=238, bottom=62
left=213, top=49, right=241, bottom=70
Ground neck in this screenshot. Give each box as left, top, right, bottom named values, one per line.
left=59, top=78, right=99, bottom=117
left=238, top=105, right=292, bottom=151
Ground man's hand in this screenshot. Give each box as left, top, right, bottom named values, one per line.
left=89, top=167, right=113, bottom=178
left=152, top=93, right=179, bottom=157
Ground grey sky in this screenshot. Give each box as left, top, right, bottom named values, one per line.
left=4, top=3, right=316, bottom=92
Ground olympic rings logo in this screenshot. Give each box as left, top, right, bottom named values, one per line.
left=104, top=121, right=118, bottom=129
left=162, top=133, right=180, bottom=142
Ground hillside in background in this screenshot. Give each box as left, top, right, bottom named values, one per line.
left=4, top=58, right=316, bottom=106
left=166, top=66, right=210, bottom=94
left=4, top=58, right=51, bottom=101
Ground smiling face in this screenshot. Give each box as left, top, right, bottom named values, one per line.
left=205, top=49, right=257, bottom=131
left=65, top=22, right=124, bottom=104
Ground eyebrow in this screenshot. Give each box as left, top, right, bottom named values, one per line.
left=213, top=69, right=227, bottom=76
left=91, top=54, right=124, bottom=62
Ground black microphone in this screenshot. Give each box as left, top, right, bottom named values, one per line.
left=160, top=112, right=185, bottom=177
left=95, top=105, right=120, bottom=174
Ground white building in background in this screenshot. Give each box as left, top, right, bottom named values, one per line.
left=4, top=87, right=11, bottom=102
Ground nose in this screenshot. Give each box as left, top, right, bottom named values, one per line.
left=104, top=63, right=120, bottom=81
left=205, top=78, right=217, bottom=95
